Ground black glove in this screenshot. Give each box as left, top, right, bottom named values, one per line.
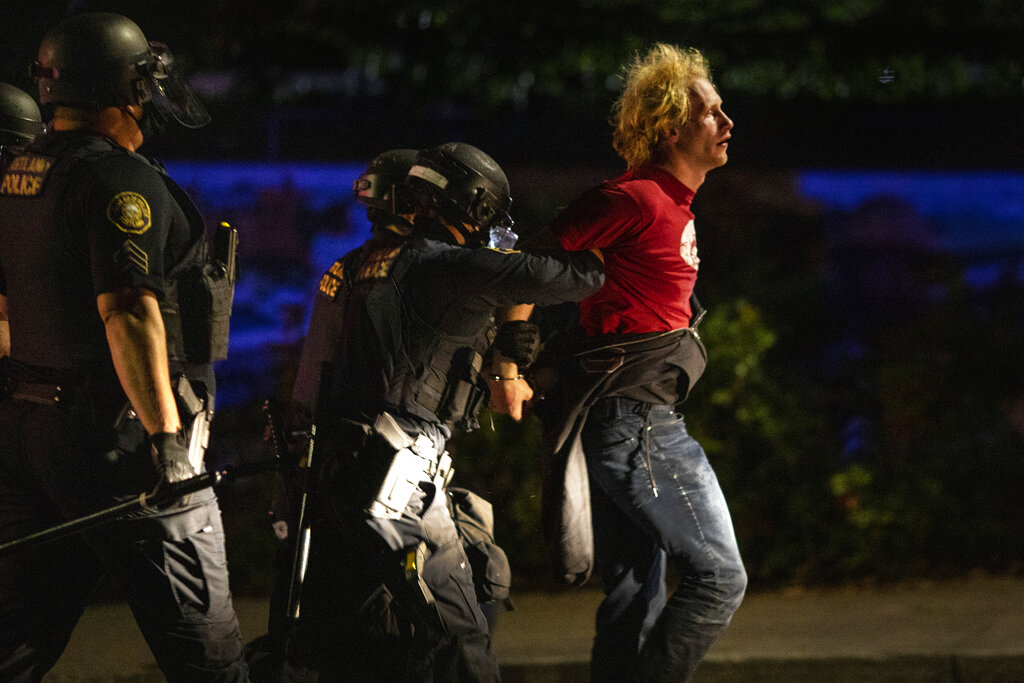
left=150, top=431, right=197, bottom=507
left=493, top=321, right=541, bottom=370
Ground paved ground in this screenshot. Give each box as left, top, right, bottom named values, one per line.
left=43, top=574, right=1024, bottom=682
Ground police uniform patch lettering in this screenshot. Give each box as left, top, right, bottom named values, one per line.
left=0, top=154, right=54, bottom=197
left=107, top=191, right=152, bottom=235
left=115, top=239, right=150, bottom=275
left=318, top=260, right=344, bottom=300
left=355, top=247, right=400, bottom=282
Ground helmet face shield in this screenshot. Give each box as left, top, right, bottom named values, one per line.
left=146, top=43, right=210, bottom=128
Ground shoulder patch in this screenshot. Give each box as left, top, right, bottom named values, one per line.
left=107, top=191, right=152, bottom=234
left=0, top=154, right=55, bottom=197
left=317, top=258, right=346, bottom=300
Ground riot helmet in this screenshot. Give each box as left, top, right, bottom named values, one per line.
left=407, top=142, right=514, bottom=246
left=353, top=148, right=419, bottom=219
left=0, top=83, right=44, bottom=166
left=31, top=12, right=210, bottom=129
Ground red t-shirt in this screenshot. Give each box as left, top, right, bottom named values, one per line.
left=553, top=165, right=698, bottom=335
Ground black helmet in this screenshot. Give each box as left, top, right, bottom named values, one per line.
left=353, top=148, right=419, bottom=217
left=0, top=82, right=44, bottom=146
left=1, top=83, right=43, bottom=168
left=31, top=12, right=209, bottom=128
left=408, top=142, right=513, bottom=238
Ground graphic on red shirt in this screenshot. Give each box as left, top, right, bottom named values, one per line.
left=679, top=218, right=699, bottom=268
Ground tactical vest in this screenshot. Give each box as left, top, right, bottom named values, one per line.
left=157, top=176, right=234, bottom=364
left=0, top=134, right=231, bottom=368
left=307, top=237, right=493, bottom=432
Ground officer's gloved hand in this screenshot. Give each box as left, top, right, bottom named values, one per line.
left=150, top=431, right=197, bottom=508
left=494, top=321, right=541, bottom=370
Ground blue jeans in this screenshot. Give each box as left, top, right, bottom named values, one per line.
left=582, top=397, right=747, bottom=683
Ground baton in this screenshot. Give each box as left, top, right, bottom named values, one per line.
left=285, top=360, right=334, bottom=622
left=0, top=459, right=278, bottom=558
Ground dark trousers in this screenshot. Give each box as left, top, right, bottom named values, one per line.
left=582, top=397, right=747, bottom=683
left=279, top=445, right=499, bottom=683
left=0, top=396, right=249, bottom=683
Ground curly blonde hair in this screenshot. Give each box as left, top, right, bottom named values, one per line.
left=611, top=44, right=711, bottom=168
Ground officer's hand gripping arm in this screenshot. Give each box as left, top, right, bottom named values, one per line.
left=487, top=304, right=536, bottom=421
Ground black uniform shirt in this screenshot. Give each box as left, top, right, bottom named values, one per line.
left=405, top=238, right=603, bottom=331
left=0, top=131, right=193, bottom=370
left=294, top=231, right=604, bottom=437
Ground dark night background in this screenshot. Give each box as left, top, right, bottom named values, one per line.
left=2, top=1, right=1022, bottom=595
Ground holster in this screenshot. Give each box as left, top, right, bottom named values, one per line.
left=365, top=412, right=453, bottom=520
left=171, top=374, right=212, bottom=473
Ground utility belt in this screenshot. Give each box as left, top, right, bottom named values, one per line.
left=9, top=379, right=82, bottom=406
left=6, top=368, right=211, bottom=472
left=4, top=361, right=123, bottom=429
left=360, top=411, right=454, bottom=521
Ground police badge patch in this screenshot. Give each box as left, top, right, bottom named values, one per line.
left=107, top=191, right=152, bottom=234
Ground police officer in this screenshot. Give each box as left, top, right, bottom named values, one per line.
left=0, top=12, right=247, bottom=682
left=279, top=142, right=604, bottom=681
left=1, top=82, right=44, bottom=385
left=0, top=82, right=44, bottom=171
left=254, top=148, right=423, bottom=667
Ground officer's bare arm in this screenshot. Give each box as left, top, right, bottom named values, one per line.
left=97, top=287, right=181, bottom=435
left=0, top=294, right=9, bottom=357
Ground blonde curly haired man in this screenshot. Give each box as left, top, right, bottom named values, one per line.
left=493, top=43, right=744, bottom=682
